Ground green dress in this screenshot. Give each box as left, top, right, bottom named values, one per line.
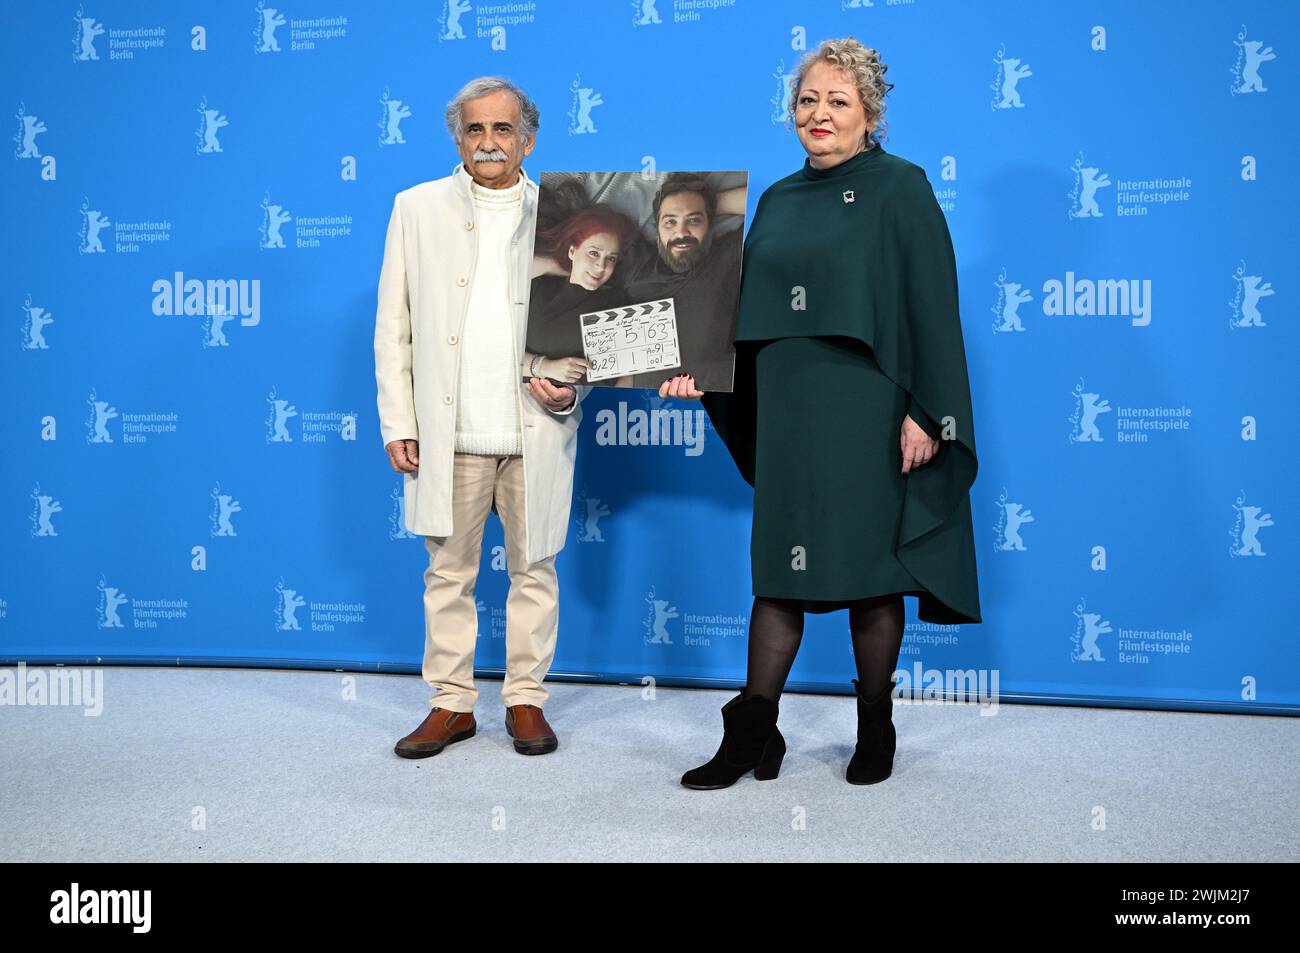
left=702, top=144, right=982, bottom=625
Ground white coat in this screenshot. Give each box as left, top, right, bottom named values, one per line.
left=373, top=162, right=591, bottom=562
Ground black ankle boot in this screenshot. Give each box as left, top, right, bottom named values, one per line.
left=681, top=690, right=785, bottom=790
left=846, top=678, right=896, bottom=785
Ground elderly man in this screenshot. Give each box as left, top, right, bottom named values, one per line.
left=375, top=76, right=590, bottom=759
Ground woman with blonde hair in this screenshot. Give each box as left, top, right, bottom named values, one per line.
left=663, top=37, right=982, bottom=788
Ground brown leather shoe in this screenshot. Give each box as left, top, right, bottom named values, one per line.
left=504, top=704, right=558, bottom=755
left=394, top=707, right=476, bottom=759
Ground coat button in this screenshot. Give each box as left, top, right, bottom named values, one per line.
left=447, top=334, right=458, bottom=345
left=443, top=394, right=454, bottom=405
left=465, top=220, right=474, bottom=230
left=456, top=275, right=468, bottom=287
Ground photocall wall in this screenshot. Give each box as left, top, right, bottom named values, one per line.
left=2, top=1, right=1296, bottom=714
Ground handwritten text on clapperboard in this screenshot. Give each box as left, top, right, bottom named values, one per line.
left=580, top=298, right=680, bottom=382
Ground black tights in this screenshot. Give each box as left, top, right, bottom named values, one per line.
left=744, top=594, right=905, bottom=702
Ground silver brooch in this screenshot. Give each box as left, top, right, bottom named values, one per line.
left=842, top=190, right=855, bottom=204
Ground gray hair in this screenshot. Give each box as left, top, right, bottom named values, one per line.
left=444, top=76, right=540, bottom=144
left=786, top=37, right=893, bottom=148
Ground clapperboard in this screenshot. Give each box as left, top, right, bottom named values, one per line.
left=579, top=297, right=680, bottom=382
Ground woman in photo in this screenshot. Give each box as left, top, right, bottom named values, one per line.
left=524, top=203, right=639, bottom=386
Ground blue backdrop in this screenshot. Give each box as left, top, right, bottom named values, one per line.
left=3, top=0, right=1296, bottom=714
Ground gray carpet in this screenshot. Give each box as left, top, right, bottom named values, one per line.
left=1, top=666, right=1294, bottom=862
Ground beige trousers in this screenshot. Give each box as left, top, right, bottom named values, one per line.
left=421, top=452, right=559, bottom=712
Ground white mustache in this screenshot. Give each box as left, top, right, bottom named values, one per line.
left=473, top=149, right=509, bottom=162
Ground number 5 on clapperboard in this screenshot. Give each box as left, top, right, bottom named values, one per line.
left=579, top=298, right=681, bottom=382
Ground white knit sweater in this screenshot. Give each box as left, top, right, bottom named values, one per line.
left=454, top=176, right=524, bottom=456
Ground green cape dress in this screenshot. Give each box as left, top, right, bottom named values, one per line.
left=701, top=144, right=982, bottom=625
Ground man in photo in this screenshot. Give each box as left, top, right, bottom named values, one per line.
left=621, top=174, right=746, bottom=391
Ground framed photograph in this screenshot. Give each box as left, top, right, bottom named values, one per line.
left=525, top=170, right=748, bottom=391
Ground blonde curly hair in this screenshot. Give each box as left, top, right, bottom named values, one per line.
left=786, top=37, right=894, bottom=148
